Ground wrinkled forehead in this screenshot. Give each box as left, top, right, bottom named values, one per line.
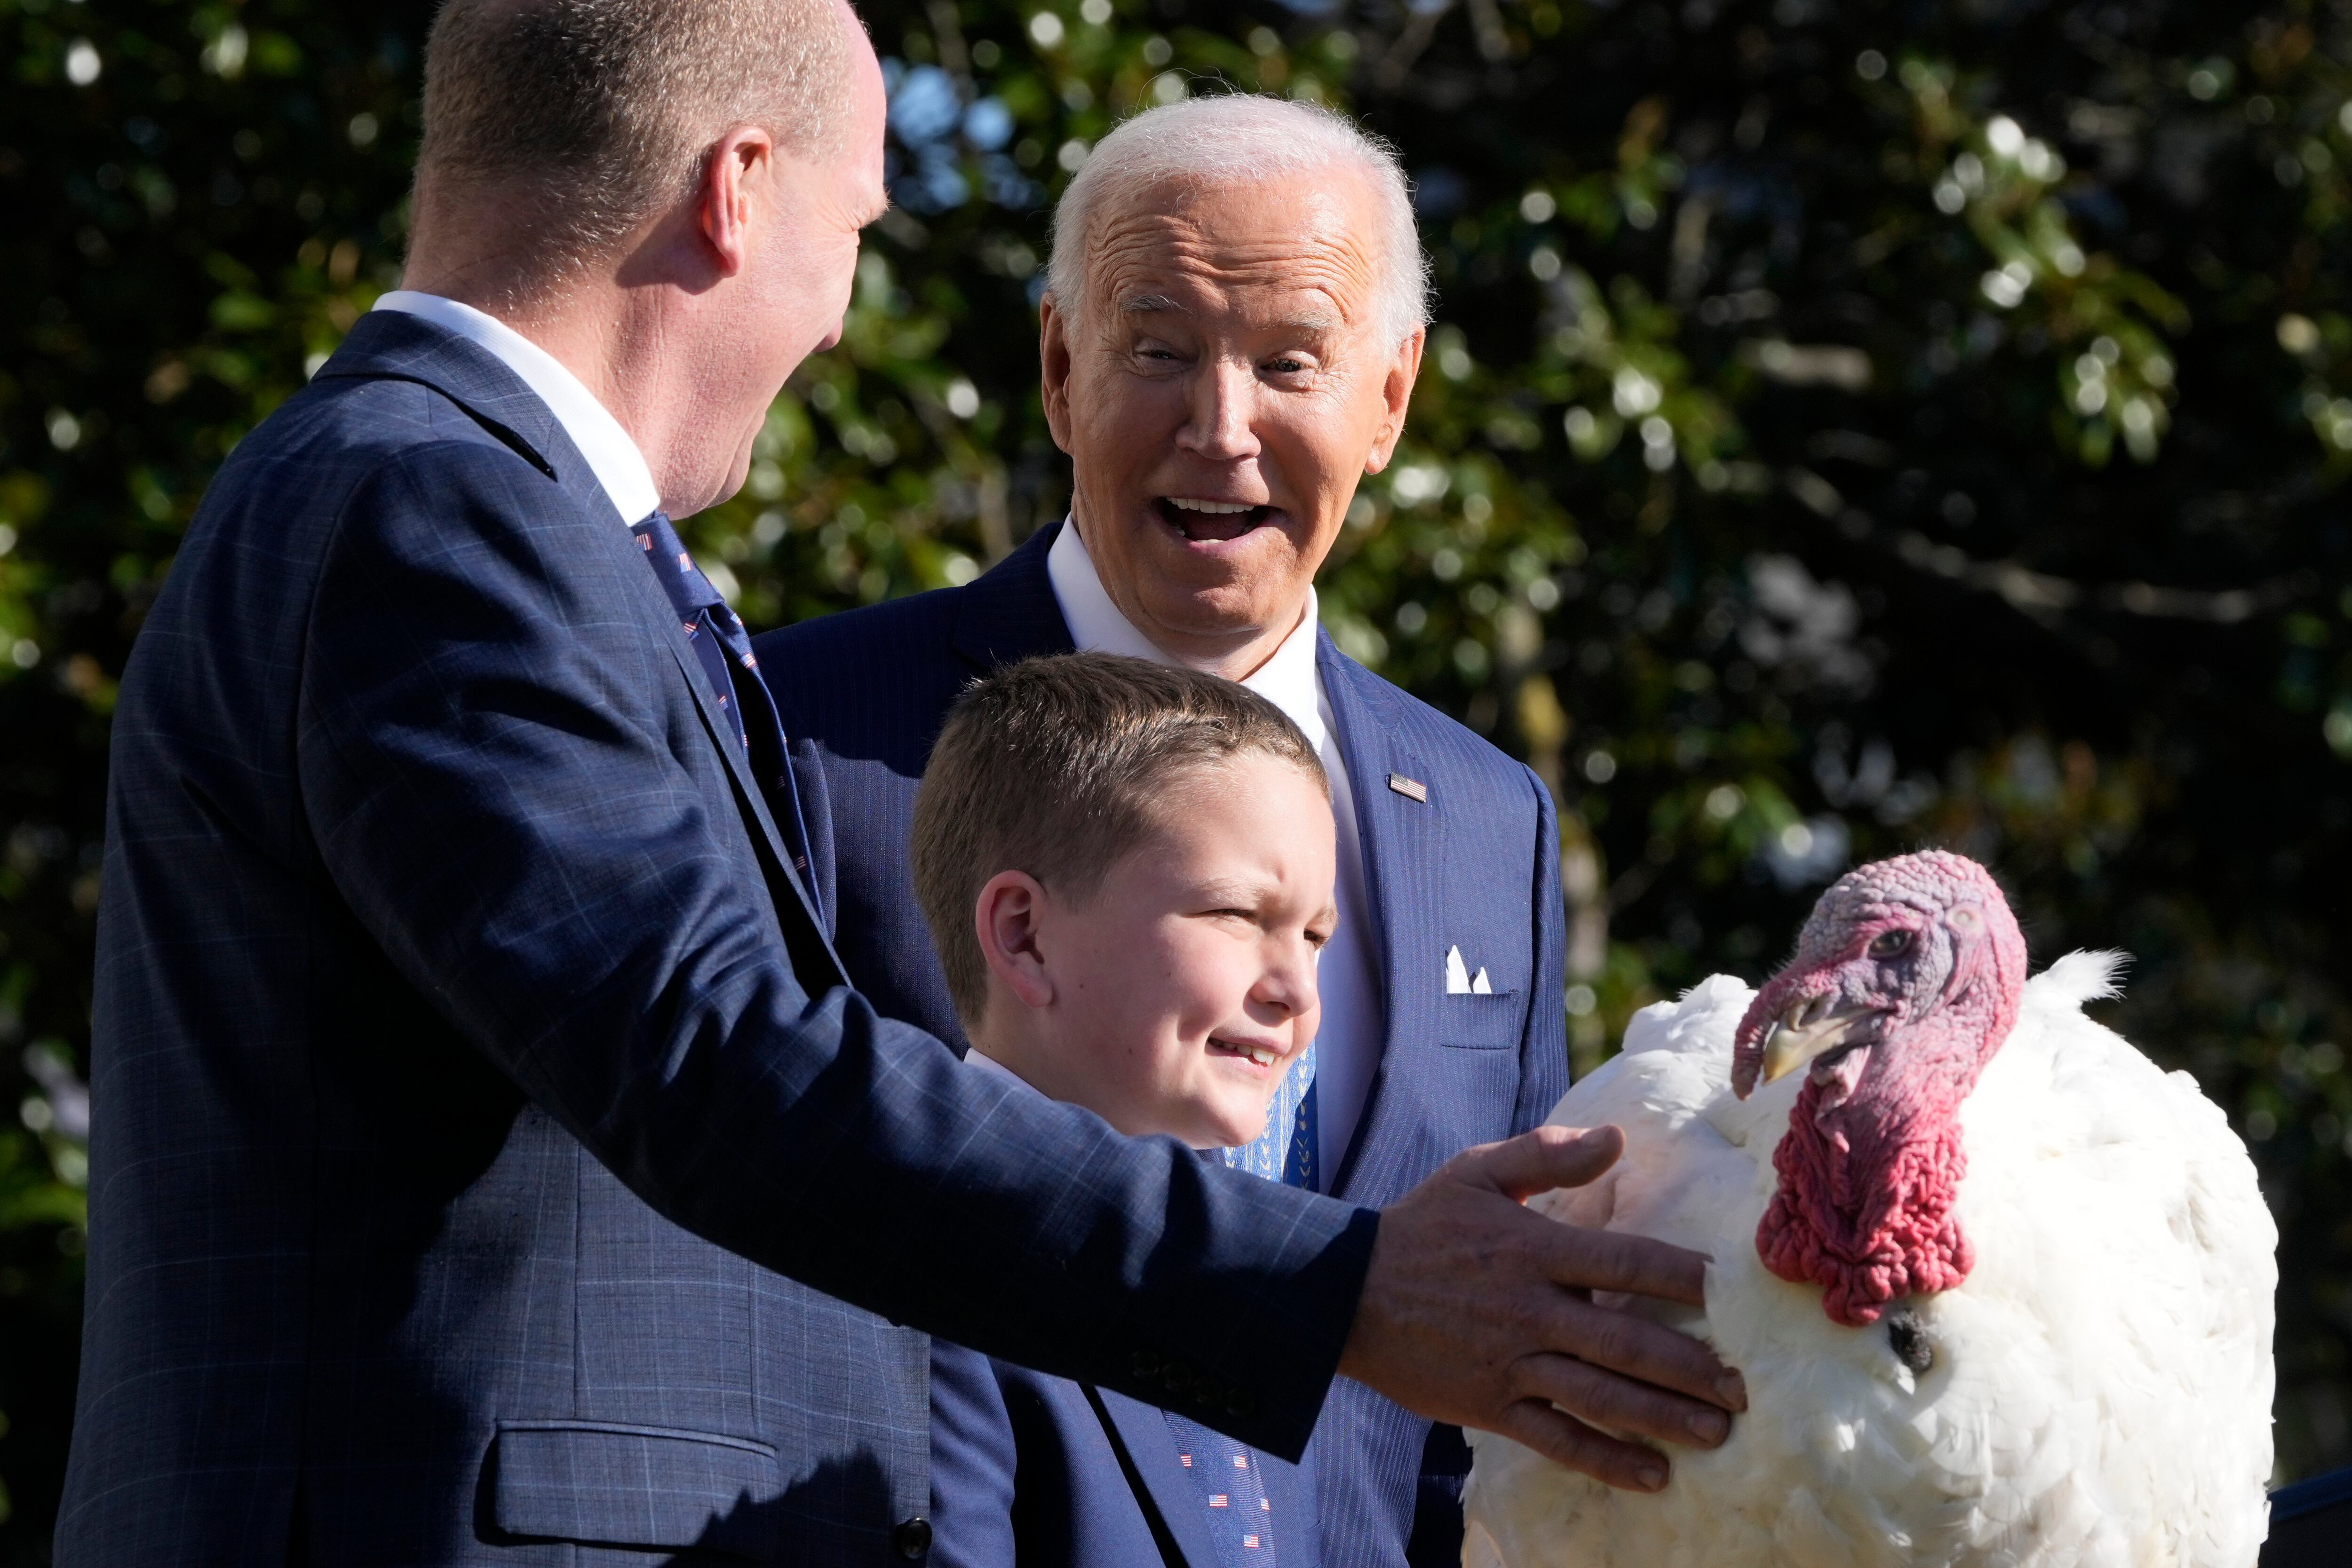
left=1082, top=171, right=1386, bottom=333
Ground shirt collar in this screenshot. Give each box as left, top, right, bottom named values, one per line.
left=371, top=290, right=662, bottom=527
left=964, top=1045, right=1043, bottom=1097
left=1045, top=517, right=1326, bottom=750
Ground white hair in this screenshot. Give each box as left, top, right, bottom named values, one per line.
left=1046, top=94, right=1430, bottom=350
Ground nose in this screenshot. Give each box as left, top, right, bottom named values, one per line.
left=815, top=314, right=845, bottom=355
left=1248, top=934, right=1323, bottom=1032
left=1177, top=356, right=1262, bottom=464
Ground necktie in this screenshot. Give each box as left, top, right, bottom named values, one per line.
left=1224, top=1042, right=1319, bottom=1191
left=630, top=511, right=823, bottom=920
left=1161, top=1046, right=1319, bottom=1564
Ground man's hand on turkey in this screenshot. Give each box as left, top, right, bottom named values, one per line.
left=1336, top=1124, right=1747, bottom=1492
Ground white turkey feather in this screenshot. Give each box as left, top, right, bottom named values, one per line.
left=1463, top=955, right=2276, bottom=1568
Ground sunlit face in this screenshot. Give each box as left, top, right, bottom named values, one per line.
left=1041, top=168, right=1423, bottom=672
left=706, top=0, right=890, bottom=506
left=1004, top=752, right=1337, bottom=1148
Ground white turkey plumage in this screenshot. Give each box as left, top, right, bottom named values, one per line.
left=1463, top=851, right=2275, bottom=1568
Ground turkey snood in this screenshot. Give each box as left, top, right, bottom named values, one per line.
left=1730, top=850, right=2029, bottom=1327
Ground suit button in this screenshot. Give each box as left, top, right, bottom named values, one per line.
left=893, top=1516, right=932, bottom=1559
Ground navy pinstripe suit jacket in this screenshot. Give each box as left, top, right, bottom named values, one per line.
left=59, top=314, right=1377, bottom=1566
left=755, top=522, right=1570, bottom=1568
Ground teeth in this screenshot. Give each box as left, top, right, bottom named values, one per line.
left=1247, top=1045, right=1277, bottom=1067
left=1167, top=498, right=1256, bottom=515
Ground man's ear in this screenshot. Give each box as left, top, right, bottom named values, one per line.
left=974, top=869, right=1056, bottom=1010
left=1362, top=326, right=1426, bottom=475
left=698, top=125, right=778, bottom=279
left=1039, top=295, right=1077, bottom=455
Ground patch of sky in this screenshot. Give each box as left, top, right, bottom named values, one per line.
left=888, top=63, right=963, bottom=143
left=964, top=97, right=1015, bottom=150
left=885, top=63, right=1041, bottom=213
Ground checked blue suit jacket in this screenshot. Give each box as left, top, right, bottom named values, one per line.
left=755, top=521, right=1571, bottom=1568
left=59, top=313, right=1378, bottom=1567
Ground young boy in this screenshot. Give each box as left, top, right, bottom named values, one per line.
left=911, top=652, right=1338, bottom=1568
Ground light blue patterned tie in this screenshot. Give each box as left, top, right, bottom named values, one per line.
left=1162, top=1045, right=1318, bottom=1564
left=1223, top=1042, right=1319, bottom=1191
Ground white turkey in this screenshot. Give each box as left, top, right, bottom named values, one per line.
left=1464, top=849, right=2276, bottom=1568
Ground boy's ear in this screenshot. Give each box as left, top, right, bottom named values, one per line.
left=974, top=870, right=1056, bottom=1010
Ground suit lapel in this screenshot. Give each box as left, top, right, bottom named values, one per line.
left=1318, top=639, right=1442, bottom=1204
left=324, top=311, right=848, bottom=993
left=647, top=587, right=848, bottom=992
left=951, top=520, right=1077, bottom=672
left=1090, top=1389, right=1225, bottom=1568
left=784, top=734, right=840, bottom=942
left=1257, top=1443, right=1321, bottom=1568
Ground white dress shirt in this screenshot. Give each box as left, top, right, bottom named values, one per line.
left=964, top=1045, right=1039, bottom=1094
left=371, top=290, right=661, bottom=527
left=1046, top=520, right=1383, bottom=1184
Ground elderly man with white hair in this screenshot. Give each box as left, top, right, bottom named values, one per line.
left=761, top=93, right=1731, bottom=1568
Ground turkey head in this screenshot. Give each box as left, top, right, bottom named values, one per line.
left=1729, top=850, right=2028, bottom=1327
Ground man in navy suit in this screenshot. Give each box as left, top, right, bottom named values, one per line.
left=62, top=3, right=1742, bottom=1564
left=756, top=95, right=1641, bottom=1567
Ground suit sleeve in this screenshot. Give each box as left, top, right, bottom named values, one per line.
left=1515, top=765, right=1572, bottom=1131
left=293, top=443, right=1374, bottom=1459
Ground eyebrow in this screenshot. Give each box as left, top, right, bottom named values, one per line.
left=1115, top=294, right=1340, bottom=333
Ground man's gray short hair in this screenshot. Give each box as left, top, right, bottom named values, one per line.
left=1047, top=95, right=1430, bottom=351
left=417, top=0, right=855, bottom=291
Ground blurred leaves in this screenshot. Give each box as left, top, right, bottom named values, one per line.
left=13, top=0, right=2352, bottom=1550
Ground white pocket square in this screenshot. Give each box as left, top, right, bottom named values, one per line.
left=1444, top=945, right=1494, bottom=996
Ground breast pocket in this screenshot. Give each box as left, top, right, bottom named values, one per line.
left=490, top=1420, right=783, bottom=1558
left=1442, top=991, right=1526, bottom=1050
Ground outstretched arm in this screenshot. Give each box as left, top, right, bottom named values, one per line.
left=1345, top=1125, right=1743, bottom=1491
left=299, top=443, right=1372, bottom=1459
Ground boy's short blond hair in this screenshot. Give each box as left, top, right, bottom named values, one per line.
left=911, top=652, right=1327, bottom=1029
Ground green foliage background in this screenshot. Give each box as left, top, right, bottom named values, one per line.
left=7, top=0, right=2352, bottom=1552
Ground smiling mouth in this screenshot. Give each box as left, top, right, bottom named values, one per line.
left=1156, top=496, right=1277, bottom=542
left=1207, top=1037, right=1286, bottom=1069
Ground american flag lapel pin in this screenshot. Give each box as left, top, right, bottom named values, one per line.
left=1387, top=772, right=1428, bottom=803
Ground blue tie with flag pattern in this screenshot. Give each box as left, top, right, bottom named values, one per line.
left=630, top=510, right=823, bottom=920
left=1161, top=1043, right=1319, bottom=1563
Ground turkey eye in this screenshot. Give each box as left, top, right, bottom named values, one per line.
left=1868, top=930, right=1912, bottom=958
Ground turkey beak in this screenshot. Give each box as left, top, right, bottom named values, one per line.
left=1760, top=998, right=1876, bottom=1083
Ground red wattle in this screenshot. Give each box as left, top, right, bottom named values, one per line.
left=1742, top=850, right=2029, bottom=1328
left=1755, top=1103, right=1971, bottom=1327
